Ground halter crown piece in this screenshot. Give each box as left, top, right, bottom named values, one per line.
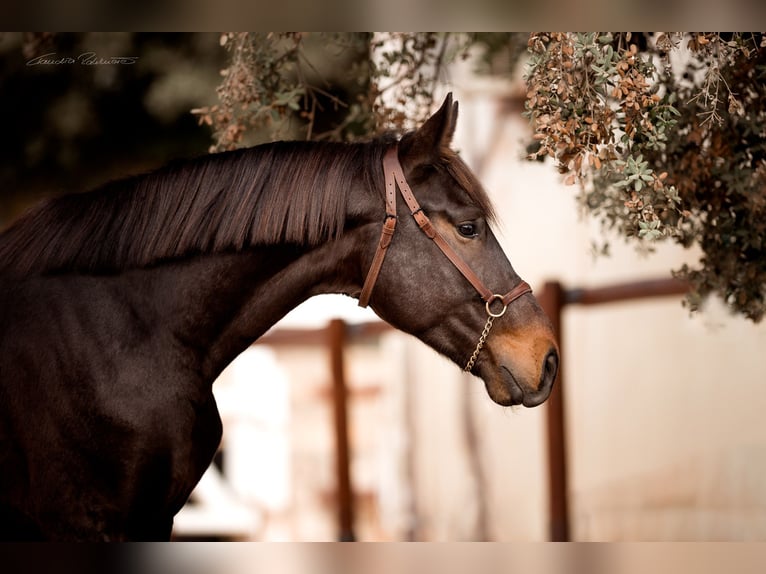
left=358, top=145, right=532, bottom=371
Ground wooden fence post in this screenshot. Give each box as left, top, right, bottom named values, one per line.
left=538, top=280, right=570, bottom=542
left=327, top=318, right=355, bottom=541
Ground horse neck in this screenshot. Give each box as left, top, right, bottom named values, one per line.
left=141, top=227, right=368, bottom=383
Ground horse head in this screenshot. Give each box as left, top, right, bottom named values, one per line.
left=359, top=94, right=559, bottom=407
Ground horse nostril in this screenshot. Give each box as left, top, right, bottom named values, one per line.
left=541, top=349, right=559, bottom=392
left=522, top=349, right=560, bottom=408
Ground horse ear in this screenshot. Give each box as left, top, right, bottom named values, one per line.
left=401, top=93, right=458, bottom=164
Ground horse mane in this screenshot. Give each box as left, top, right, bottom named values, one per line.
left=0, top=134, right=495, bottom=276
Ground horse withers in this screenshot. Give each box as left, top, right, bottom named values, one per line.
left=0, top=94, right=558, bottom=540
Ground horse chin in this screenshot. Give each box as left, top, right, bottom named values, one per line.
left=482, top=363, right=558, bottom=408
left=480, top=366, right=525, bottom=407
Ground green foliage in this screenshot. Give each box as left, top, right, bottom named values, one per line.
left=524, top=32, right=766, bottom=321
left=525, top=33, right=682, bottom=242
left=191, top=33, right=502, bottom=149
left=191, top=33, right=369, bottom=149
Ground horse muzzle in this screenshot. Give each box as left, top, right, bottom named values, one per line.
left=481, top=326, right=559, bottom=407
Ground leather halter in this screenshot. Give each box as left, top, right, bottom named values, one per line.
left=358, top=145, right=532, bottom=369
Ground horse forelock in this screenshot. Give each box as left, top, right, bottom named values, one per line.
left=437, top=148, right=497, bottom=224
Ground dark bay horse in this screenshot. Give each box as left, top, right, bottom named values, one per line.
left=0, top=94, right=558, bottom=540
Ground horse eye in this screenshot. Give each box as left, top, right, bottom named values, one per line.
left=457, top=222, right=478, bottom=238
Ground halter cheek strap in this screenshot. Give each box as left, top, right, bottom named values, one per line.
left=359, top=145, right=531, bottom=309
left=358, top=145, right=532, bottom=369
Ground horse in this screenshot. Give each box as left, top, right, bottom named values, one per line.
left=0, top=94, right=558, bottom=540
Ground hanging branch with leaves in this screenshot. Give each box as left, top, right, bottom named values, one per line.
left=524, top=32, right=766, bottom=321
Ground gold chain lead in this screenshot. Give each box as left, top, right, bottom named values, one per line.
left=464, top=314, right=496, bottom=372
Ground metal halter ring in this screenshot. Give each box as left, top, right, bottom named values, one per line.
left=485, top=294, right=508, bottom=318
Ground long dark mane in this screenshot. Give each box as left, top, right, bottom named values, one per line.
left=0, top=134, right=494, bottom=276
left=0, top=140, right=388, bottom=275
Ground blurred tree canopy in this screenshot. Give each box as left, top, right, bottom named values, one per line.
left=194, top=32, right=766, bottom=322
left=4, top=32, right=766, bottom=322
left=0, top=32, right=224, bottom=222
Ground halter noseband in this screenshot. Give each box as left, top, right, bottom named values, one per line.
left=358, top=145, right=532, bottom=371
